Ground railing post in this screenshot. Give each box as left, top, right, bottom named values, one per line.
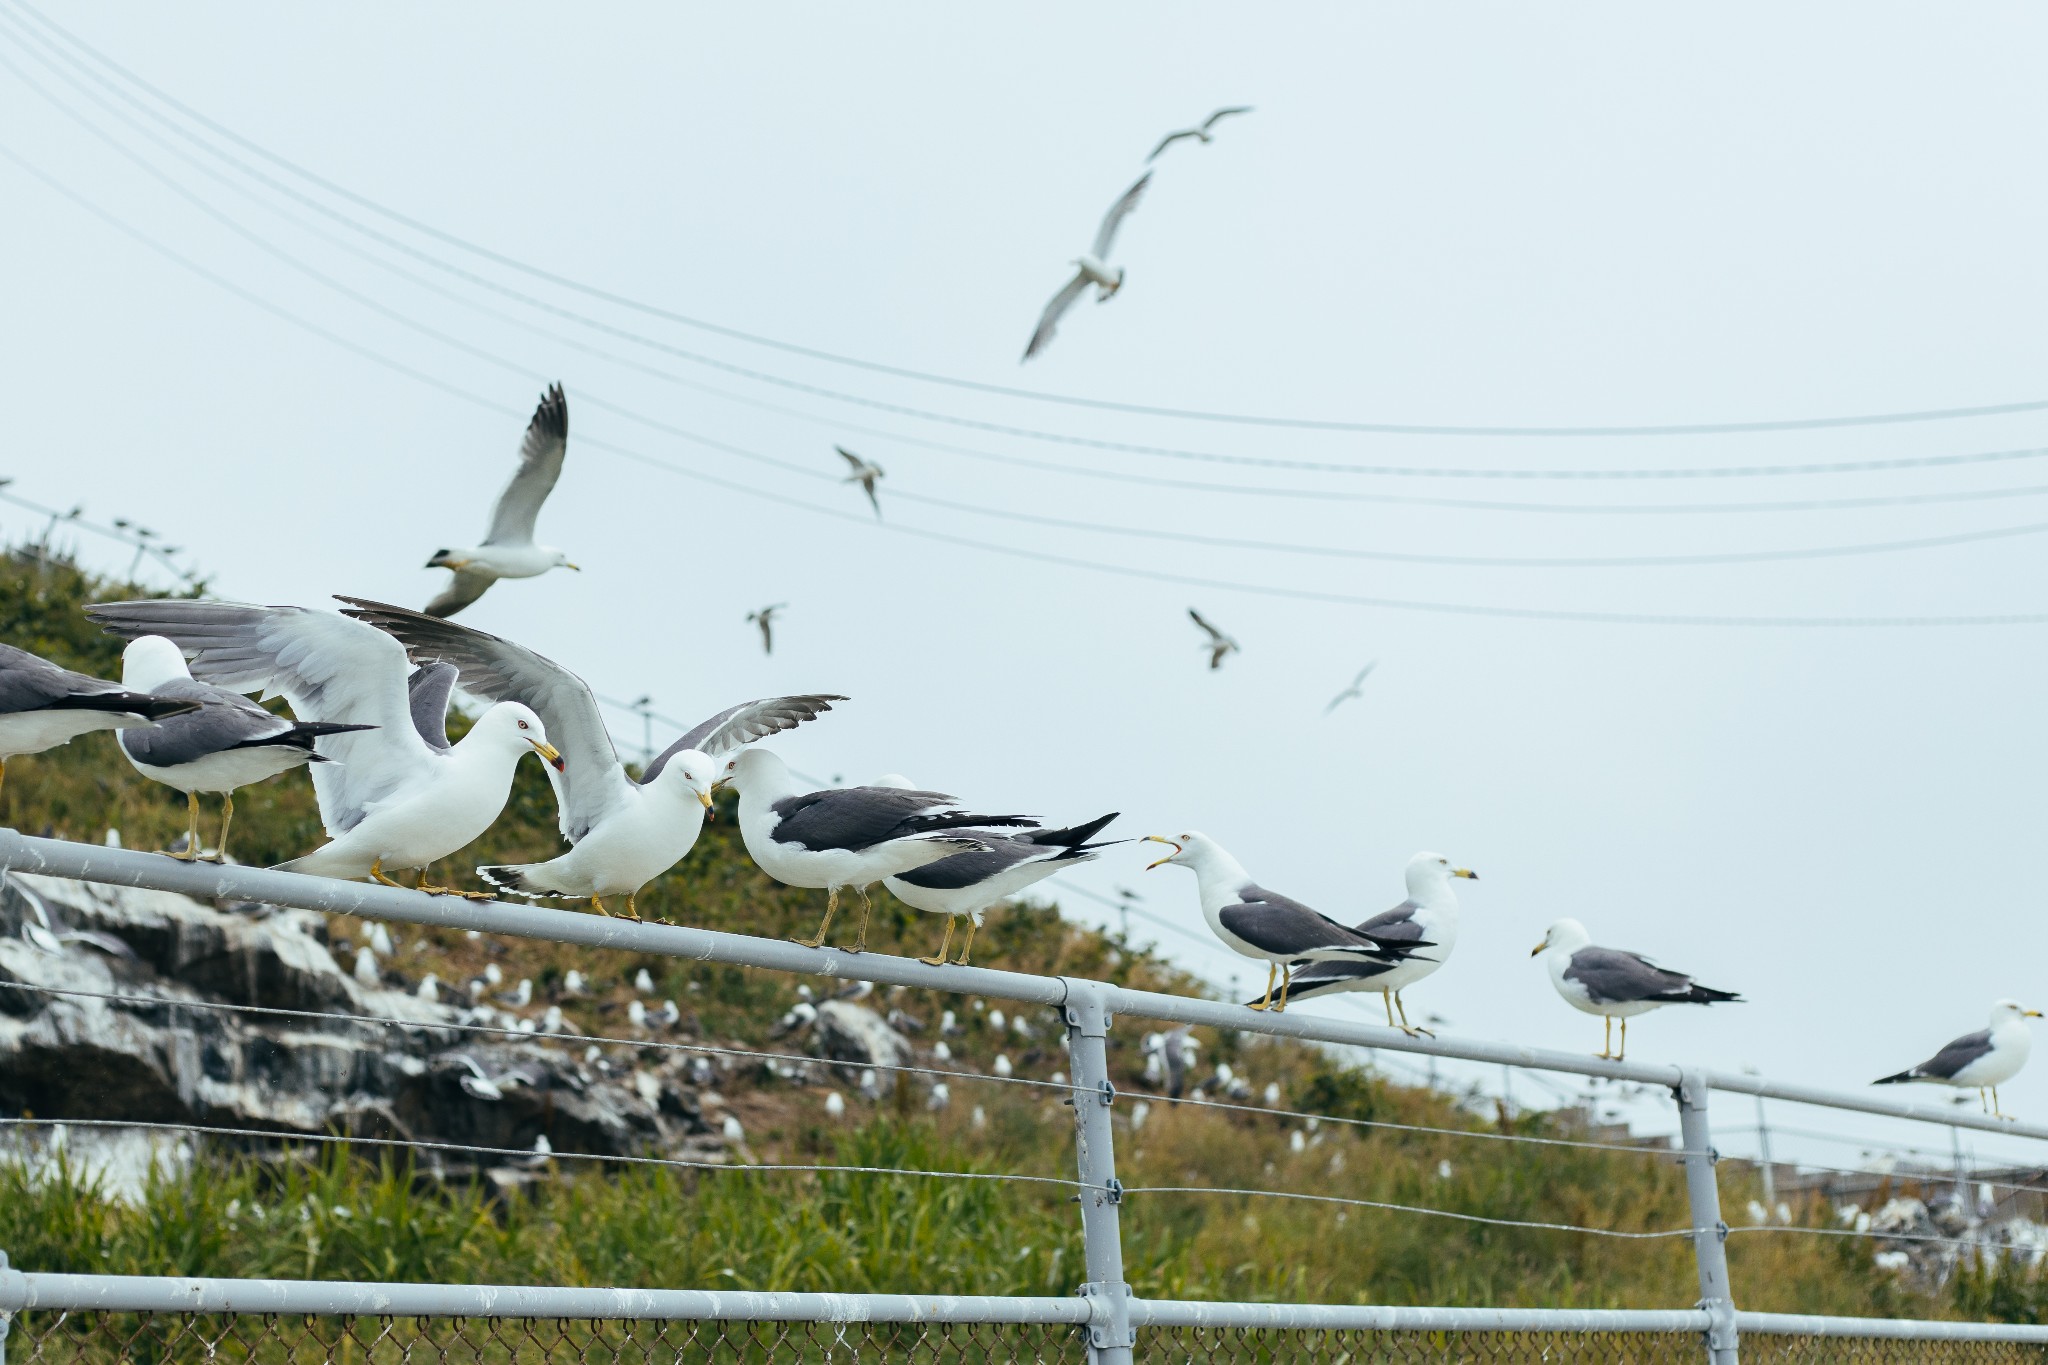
left=1061, top=978, right=1134, bottom=1365
left=0, top=1248, right=14, bottom=1365
left=1676, top=1069, right=1739, bottom=1365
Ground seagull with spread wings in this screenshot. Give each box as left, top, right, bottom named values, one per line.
left=1324, top=661, right=1378, bottom=714
left=1148, top=106, right=1254, bottom=161
left=1188, top=608, right=1239, bottom=670
left=836, top=448, right=884, bottom=517
left=1023, top=173, right=1151, bottom=361
left=423, top=384, right=579, bottom=617
left=746, top=603, right=787, bottom=655
left=339, top=599, right=842, bottom=921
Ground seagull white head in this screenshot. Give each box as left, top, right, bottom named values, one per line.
left=649, top=747, right=717, bottom=809
left=1406, top=852, right=1478, bottom=898
left=1531, top=917, right=1592, bottom=957
left=1991, top=999, right=2045, bottom=1025
left=719, top=746, right=785, bottom=793
left=1142, top=830, right=1221, bottom=871
left=469, top=701, right=564, bottom=771
left=118, top=635, right=193, bottom=691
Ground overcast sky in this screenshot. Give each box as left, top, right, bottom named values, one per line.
left=4, top=3, right=2047, bottom=1171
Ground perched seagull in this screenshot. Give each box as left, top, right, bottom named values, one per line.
left=88, top=599, right=563, bottom=895
left=352, top=946, right=381, bottom=987
left=823, top=1090, right=847, bottom=1120
left=872, top=773, right=1121, bottom=966
left=719, top=747, right=1032, bottom=953
left=836, top=448, right=884, bottom=518
left=1023, top=173, right=1151, bottom=361
left=1532, top=918, right=1742, bottom=1061
left=1144, top=831, right=1427, bottom=1013
left=1147, top=106, right=1254, bottom=162
left=415, top=973, right=441, bottom=1003
left=746, top=604, right=786, bottom=655
left=114, top=636, right=373, bottom=865
left=633, top=968, right=656, bottom=995
left=1279, top=852, right=1477, bottom=1035
left=498, top=977, right=533, bottom=1009
left=562, top=969, right=587, bottom=996
left=1875, top=1000, right=2042, bottom=1119
left=1323, top=662, right=1379, bottom=715
left=0, top=642, right=197, bottom=793
left=423, top=384, right=579, bottom=618
left=1188, top=609, right=1239, bottom=671
left=339, top=598, right=842, bottom=921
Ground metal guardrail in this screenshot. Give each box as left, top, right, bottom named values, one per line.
left=0, top=827, right=2044, bottom=1364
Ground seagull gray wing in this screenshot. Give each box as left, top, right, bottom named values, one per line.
left=836, top=446, right=868, bottom=476
left=423, top=568, right=497, bottom=619
left=891, top=834, right=1045, bottom=891
left=0, top=644, right=194, bottom=721
left=85, top=599, right=433, bottom=835
left=1091, top=172, right=1151, bottom=259
left=1147, top=128, right=1201, bottom=162
left=482, top=383, right=568, bottom=547
left=767, top=786, right=1032, bottom=854
left=1200, top=105, right=1254, bottom=131
left=335, top=598, right=628, bottom=842
left=1024, top=271, right=1090, bottom=361
left=1563, top=948, right=1700, bottom=1005
left=407, top=660, right=458, bottom=752
left=1221, top=884, right=1417, bottom=962
left=116, top=677, right=291, bottom=768
left=641, top=694, right=847, bottom=782
left=1187, top=608, right=1234, bottom=647
left=1908, top=1029, right=1997, bottom=1082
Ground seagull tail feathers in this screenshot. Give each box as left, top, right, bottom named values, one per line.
left=1872, top=1068, right=1921, bottom=1086
left=1677, top=984, right=1743, bottom=1005
left=476, top=865, right=551, bottom=899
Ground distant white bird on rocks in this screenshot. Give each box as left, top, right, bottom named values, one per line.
left=352, top=947, right=381, bottom=987
left=823, top=1090, right=847, bottom=1120
left=451, top=1054, right=534, bottom=1102
left=721, top=1114, right=746, bottom=1142
left=366, top=923, right=395, bottom=957
left=422, top=384, right=579, bottom=618
left=653, top=1000, right=681, bottom=1030
left=1279, top=852, right=1477, bottom=1035
left=115, top=636, right=373, bottom=865
left=1875, top=999, right=2042, bottom=1118
left=627, top=1000, right=649, bottom=1030
left=836, top=447, right=884, bottom=518
left=928, top=1082, right=951, bottom=1111
left=499, top=978, right=533, bottom=1009
left=993, top=1054, right=1013, bottom=1079
left=634, top=969, right=656, bottom=995
left=1532, top=918, right=1742, bottom=1061
left=339, top=599, right=842, bottom=920
left=539, top=1005, right=567, bottom=1034
left=746, top=604, right=786, bottom=655
left=88, top=599, right=563, bottom=894
left=416, top=973, right=441, bottom=1003
left=562, top=969, right=586, bottom=996
left=719, top=748, right=1032, bottom=953
left=1147, top=106, right=1253, bottom=162
left=1187, top=610, right=1239, bottom=671
left=0, top=643, right=198, bottom=794
left=1145, top=832, right=1428, bottom=1013
left=1324, top=662, right=1379, bottom=715
left=484, top=963, right=504, bottom=988
left=1023, top=173, right=1150, bottom=361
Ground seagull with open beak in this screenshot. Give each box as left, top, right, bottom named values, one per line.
left=1144, top=831, right=1429, bottom=1014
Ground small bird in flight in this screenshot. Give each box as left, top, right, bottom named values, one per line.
left=1024, top=173, right=1151, bottom=362
left=423, top=384, right=578, bottom=617
left=836, top=447, right=884, bottom=517
left=1188, top=608, right=1239, bottom=670
left=1324, top=661, right=1379, bottom=715
left=1148, top=106, right=1254, bottom=162
left=746, top=603, right=786, bottom=655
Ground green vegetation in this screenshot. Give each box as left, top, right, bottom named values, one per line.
left=0, top=549, right=2012, bottom=1325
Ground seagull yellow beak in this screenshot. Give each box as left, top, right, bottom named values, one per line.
left=1453, top=868, right=1478, bottom=880
left=530, top=738, right=565, bottom=772
left=564, top=562, right=582, bottom=571
left=1143, top=835, right=1182, bottom=871
left=2028, top=1010, right=2044, bottom=1019
left=698, top=789, right=714, bottom=809
left=1529, top=942, right=1546, bottom=958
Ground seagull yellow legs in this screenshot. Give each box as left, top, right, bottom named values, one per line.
left=1595, top=1018, right=1631, bottom=1061
left=589, top=896, right=611, bottom=917
left=1247, top=962, right=1296, bottom=1013
left=162, top=792, right=203, bottom=861
left=951, top=919, right=979, bottom=967
left=212, top=794, right=234, bottom=865
left=919, top=916, right=956, bottom=967
left=849, top=887, right=875, bottom=953
left=794, top=887, right=839, bottom=949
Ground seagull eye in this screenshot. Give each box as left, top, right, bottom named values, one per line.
left=518, top=720, right=529, bottom=730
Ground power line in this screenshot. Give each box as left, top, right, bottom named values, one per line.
left=1123, top=1182, right=1695, bottom=1239
left=13, top=0, right=2048, bottom=444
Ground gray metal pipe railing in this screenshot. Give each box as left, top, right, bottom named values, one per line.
left=1736, top=1312, right=2048, bottom=1342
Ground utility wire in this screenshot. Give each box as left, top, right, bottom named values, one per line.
left=1123, top=1183, right=1695, bottom=1239
left=14, top=0, right=2048, bottom=444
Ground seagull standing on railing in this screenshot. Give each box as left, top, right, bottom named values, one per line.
left=1277, top=852, right=1477, bottom=1035
left=88, top=599, right=563, bottom=896
left=1143, top=831, right=1427, bottom=1013
left=422, top=384, right=580, bottom=618
left=1023, top=173, right=1151, bottom=361
left=337, top=599, right=842, bottom=921
left=1875, top=1000, right=2042, bottom=1119
left=0, top=642, right=198, bottom=795
left=1531, top=918, right=1742, bottom=1061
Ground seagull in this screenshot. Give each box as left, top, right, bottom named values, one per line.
left=497, top=978, right=533, bottom=1009
left=87, top=598, right=563, bottom=895
left=746, top=604, right=786, bottom=655
left=873, top=775, right=1121, bottom=966
left=1531, top=918, right=1742, bottom=1061
left=1875, top=1000, right=2042, bottom=1118
left=1188, top=609, right=1239, bottom=671
left=1143, top=831, right=1426, bottom=1013
left=449, top=1054, right=536, bottom=1103
left=823, top=1090, right=847, bottom=1120
left=352, top=946, right=381, bottom=987
left=416, top=973, right=441, bottom=1003
left=1023, top=173, right=1151, bottom=361
left=0, top=642, right=197, bottom=794
left=9, top=872, right=134, bottom=959
left=1323, top=662, right=1379, bottom=715
left=633, top=968, right=656, bottom=995
left=423, top=384, right=579, bottom=618
left=1148, top=106, right=1254, bottom=162
left=836, top=448, right=884, bottom=518
left=718, top=747, right=1033, bottom=953
left=114, top=636, right=374, bottom=865
left=336, top=598, right=842, bottom=920
left=562, top=969, right=587, bottom=996
left=1274, top=852, right=1477, bottom=1035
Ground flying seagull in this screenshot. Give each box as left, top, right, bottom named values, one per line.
left=1324, top=661, right=1379, bottom=715
left=423, top=384, right=579, bottom=617
left=9, top=872, right=135, bottom=959
left=1023, top=173, right=1151, bottom=362
left=338, top=598, right=842, bottom=921
left=1144, top=830, right=1427, bottom=1013
left=746, top=603, right=787, bottom=655
left=1531, top=918, right=1741, bottom=1061
left=1148, top=106, right=1254, bottom=162
left=718, top=747, right=1033, bottom=954
left=1875, top=999, right=2041, bottom=1119
left=115, top=636, right=374, bottom=864
left=836, top=447, right=884, bottom=518
left=1279, top=852, right=1476, bottom=1035
left=0, top=643, right=197, bottom=793
left=1188, top=609, right=1239, bottom=670
left=88, top=598, right=562, bottom=895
